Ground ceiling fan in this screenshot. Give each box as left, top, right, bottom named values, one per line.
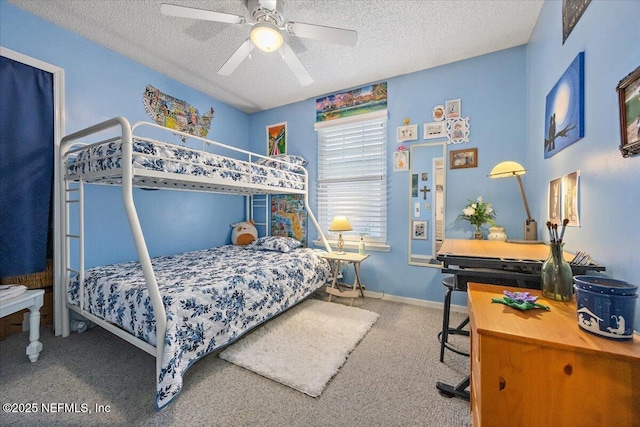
left=160, top=0, right=358, bottom=86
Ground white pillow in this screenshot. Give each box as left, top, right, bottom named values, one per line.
left=245, top=236, right=302, bottom=253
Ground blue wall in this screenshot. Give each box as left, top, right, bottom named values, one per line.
left=250, top=46, right=528, bottom=306
left=526, top=0, right=640, bottom=331
left=2, top=1, right=639, bottom=330
left=1, top=2, right=249, bottom=267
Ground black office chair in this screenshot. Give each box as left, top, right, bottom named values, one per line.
left=438, top=275, right=469, bottom=362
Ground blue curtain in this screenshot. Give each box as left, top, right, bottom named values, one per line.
left=0, top=56, right=54, bottom=277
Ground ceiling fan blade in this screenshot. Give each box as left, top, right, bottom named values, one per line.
left=281, top=42, right=313, bottom=86
left=160, top=3, right=245, bottom=25
left=218, top=39, right=255, bottom=76
left=286, top=22, right=357, bottom=47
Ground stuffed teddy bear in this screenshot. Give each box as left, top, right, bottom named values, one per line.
left=231, top=219, right=258, bottom=245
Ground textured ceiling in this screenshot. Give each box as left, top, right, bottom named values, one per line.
left=9, top=0, right=543, bottom=113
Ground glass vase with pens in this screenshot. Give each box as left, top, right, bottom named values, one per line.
left=542, top=219, right=573, bottom=301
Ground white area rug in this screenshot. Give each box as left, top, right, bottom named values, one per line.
left=219, top=299, right=380, bottom=397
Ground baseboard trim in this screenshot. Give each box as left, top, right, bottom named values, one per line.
left=362, top=290, right=468, bottom=315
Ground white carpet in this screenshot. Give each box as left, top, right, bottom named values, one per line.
left=219, top=299, right=380, bottom=397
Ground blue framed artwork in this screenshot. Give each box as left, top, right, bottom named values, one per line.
left=544, top=52, right=585, bottom=159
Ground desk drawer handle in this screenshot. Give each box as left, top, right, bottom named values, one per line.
left=564, top=364, right=573, bottom=376
left=498, top=376, right=506, bottom=391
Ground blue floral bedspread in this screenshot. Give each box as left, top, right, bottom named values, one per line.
left=67, top=245, right=330, bottom=409
left=66, top=138, right=305, bottom=190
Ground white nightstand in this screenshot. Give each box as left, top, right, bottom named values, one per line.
left=0, top=289, right=44, bottom=362
left=322, top=252, right=370, bottom=306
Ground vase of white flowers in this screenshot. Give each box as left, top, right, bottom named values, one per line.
left=459, top=196, right=496, bottom=240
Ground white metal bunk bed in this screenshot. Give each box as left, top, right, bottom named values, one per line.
left=58, top=117, right=332, bottom=409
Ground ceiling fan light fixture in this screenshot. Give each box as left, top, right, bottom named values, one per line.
left=250, top=22, right=283, bottom=52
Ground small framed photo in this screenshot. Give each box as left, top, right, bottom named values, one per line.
left=617, top=65, right=640, bottom=157
left=449, top=147, right=477, bottom=169
left=548, top=177, right=562, bottom=225
left=562, top=170, right=580, bottom=227
left=432, top=105, right=446, bottom=121
left=266, top=122, right=287, bottom=156
left=447, top=117, right=470, bottom=144
left=412, top=220, right=428, bottom=240
left=445, top=98, right=461, bottom=119
left=423, top=121, right=447, bottom=139
left=393, top=150, right=409, bottom=171
left=397, top=124, right=418, bottom=142
left=421, top=172, right=428, bottom=181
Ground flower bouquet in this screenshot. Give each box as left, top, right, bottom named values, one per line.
left=458, top=196, right=496, bottom=239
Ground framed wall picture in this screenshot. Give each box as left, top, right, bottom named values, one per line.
left=562, top=170, right=580, bottom=227
left=397, top=124, right=418, bottom=142
left=266, top=121, right=287, bottom=156
left=562, top=0, right=591, bottom=44
left=449, top=147, right=477, bottom=169
left=548, top=177, right=562, bottom=225
left=412, top=220, right=428, bottom=240
left=432, top=105, right=446, bottom=121
left=616, top=65, right=640, bottom=157
left=393, top=150, right=409, bottom=171
left=447, top=117, right=469, bottom=144
left=423, top=121, right=447, bottom=139
left=544, top=52, right=584, bottom=158
left=445, top=98, right=461, bottom=119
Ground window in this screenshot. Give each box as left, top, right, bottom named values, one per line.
left=316, top=114, right=387, bottom=245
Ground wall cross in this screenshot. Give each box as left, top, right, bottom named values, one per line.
left=420, top=186, right=430, bottom=200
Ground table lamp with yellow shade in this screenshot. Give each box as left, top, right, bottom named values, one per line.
left=328, top=216, right=352, bottom=254
left=488, top=161, right=538, bottom=241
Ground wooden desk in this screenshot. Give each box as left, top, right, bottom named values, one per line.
left=468, top=283, right=640, bottom=426
left=437, top=239, right=605, bottom=288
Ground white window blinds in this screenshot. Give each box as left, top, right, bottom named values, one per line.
left=317, top=116, right=387, bottom=243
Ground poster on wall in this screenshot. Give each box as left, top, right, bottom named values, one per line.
left=271, top=194, right=307, bottom=246
left=562, top=0, right=591, bottom=44
left=142, top=84, right=214, bottom=141
left=266, top=122, right=287, bottom=156
left=316, top=82, right=387, bottom=123
left=544, top=52, right=585, bottom=159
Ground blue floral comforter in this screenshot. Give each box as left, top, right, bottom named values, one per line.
left=67, top=245, right=330, bottom=409
left=66, top=138, right=305, bottom=190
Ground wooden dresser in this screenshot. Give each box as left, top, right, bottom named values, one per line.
left=468, top=283, right=640, bottom=427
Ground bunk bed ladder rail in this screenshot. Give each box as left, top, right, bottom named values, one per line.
left=63, top=179, right=84, bottom=326
left=249, top=195, right=268, bottom=236
left=59, top=117, right=167, bottom=385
